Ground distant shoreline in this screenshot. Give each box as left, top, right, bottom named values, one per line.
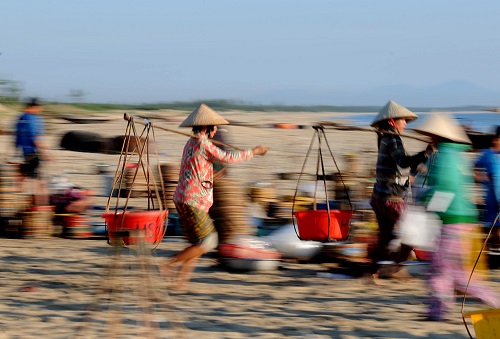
left=3, top=100, right=499, bottom=113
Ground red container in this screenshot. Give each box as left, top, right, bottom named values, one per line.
left=293, top=209, right=353, bottom=242
left=62, top=214, right=93, bottom=239
left=102, top=210, right=167, bottom=246
left=218, top=244, right=281, bottom=260
left=413, top=248, right=432, bottom=261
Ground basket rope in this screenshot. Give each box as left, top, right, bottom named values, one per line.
left=291, top=126, right=353, bottom=242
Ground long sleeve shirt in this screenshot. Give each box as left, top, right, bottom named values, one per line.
left=424, top=142, right=478, bottom=224
left=173, top=134, right=253, bottom=212
left=475, top=148, right=500, bottom=224
left=15, top=112, right=43, bottom=156
left=372, top=131, right=427, bottom=199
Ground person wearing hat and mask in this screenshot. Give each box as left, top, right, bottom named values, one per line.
left=412, top=113, right=500, bottom=321
left=367, top=100, right=436, bottom=280
left=161, top=103, right=268, bottom=290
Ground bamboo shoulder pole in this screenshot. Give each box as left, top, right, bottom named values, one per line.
left=123, top=113, right=245, bottom=151
left=318, top=121, right=431, bottom=143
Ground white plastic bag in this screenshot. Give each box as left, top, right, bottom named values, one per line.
left=398, top=205, right=442, bottom=251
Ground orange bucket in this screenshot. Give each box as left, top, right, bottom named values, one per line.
left=102, top=210, right=167, bottom=246
left=293, top=209, right=353, bottom=242
left=62, top=214, right=93, bottom=239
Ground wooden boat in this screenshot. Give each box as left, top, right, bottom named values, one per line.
left=57, top=114, right=114, bottom=124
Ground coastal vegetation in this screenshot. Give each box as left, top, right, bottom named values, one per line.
left=0, top=77, right=496, bottom=113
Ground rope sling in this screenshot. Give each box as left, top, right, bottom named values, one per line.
left=292, top=126, right=353, bottom=242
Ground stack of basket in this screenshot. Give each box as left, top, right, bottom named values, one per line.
left=124, top=163, right=160, bottom=198
left=160, top=163, right=180, bottom=213
left=210, top=178, right=254, bottom=244
left=0, top=163, right=21, bottom=218
left=18, top=206, right=55, bottom=238
left=332, top=153, right=372, bottom=202
left=0, top=163, right=32, bottom=236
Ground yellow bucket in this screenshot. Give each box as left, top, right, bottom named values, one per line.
left=463, top=308, right=500, bottom=339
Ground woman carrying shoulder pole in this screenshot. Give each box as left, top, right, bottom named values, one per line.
left=161, top=103, right=267, bottom=291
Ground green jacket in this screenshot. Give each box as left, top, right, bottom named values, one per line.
left=422, top=142, right=478, bottom=224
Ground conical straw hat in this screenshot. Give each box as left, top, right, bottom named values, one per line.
left=179, top=103, right=230, bottom=127
left=411, top=112, right=471, bottom=144
left=370, top=100, right=419, bottom=127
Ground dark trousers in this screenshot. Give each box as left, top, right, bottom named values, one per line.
left=20, top=153, right=41, bottom=179
left=368, top=196, right=412, bottom=274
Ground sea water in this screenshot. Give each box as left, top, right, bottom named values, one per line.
left=328, top=112, right=499, bottom=133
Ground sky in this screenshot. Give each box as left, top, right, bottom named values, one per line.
left=2, top=1, right=500, bottom=107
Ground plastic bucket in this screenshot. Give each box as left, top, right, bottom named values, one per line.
left=102, top=210, right=167, bottom=246
left=218, top=244, right=282, bottom=260
left=293, top=209, right=353, bottom=242
left=413, top=248, right=433, bottom=261
left=62, top=214, right=93, bottom=239
left=463, top=308, right=500, bottom=339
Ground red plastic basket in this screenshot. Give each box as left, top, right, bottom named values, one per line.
left=102, top=210, right=167, bottom=246
left=293, top=209, right=353, bottom=242
left=413, top=248, right=432, bottom=261
left=62, top=214, right=93, bottom=239
left=218, top=244, right=281, bottom=260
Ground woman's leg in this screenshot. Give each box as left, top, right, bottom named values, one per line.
left=368, top=197, right=401, bottom=275
left=162, top=234, right=217, bottom=290
left=427, top=249, right=454, bottom=319
left=161, top=244, right=204, bottom=288
left=453, top=224, right=500, bottom=308
left=165, top=243, right=206, bottom=267
left=176, top=255, right=202, bottom=290
left=428, top=224, right=466, bottom=319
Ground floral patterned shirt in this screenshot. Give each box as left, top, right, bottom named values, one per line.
left=173, top=134, right=253, bottom=212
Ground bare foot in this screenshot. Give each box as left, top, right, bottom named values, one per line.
left=171, top=283, right=189, bottom=292
left=359, top=273, right=379, bottom=285
left=389, top=267, right=414, bottom=281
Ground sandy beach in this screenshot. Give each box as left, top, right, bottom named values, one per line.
left=0, top=108, right=498, bottom=338
left=0, top=237, right=498, bottom=338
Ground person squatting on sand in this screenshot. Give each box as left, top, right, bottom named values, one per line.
left=161, top=104, right=268, bottom=290
left=412, top=113, right=500, bottom=321
left=367, top=100, right=436, bottom=279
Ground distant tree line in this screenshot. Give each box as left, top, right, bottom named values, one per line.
left=65, top=99, right=495, bottom=113
left=0, top=78, right=23, bottom=104
left=0, top=77, right=494, bottom=112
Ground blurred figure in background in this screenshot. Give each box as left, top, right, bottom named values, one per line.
left=475, top=126, right=500, bottom=251
left=14, top=98, right=52, bottom=206
left=161, top=104, right=268, bottom=290
left=49, top=175, right=94, bottom=215
left=368, top=100, right=435, bottom=279
left=412, top=113, right=500, bottom=321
